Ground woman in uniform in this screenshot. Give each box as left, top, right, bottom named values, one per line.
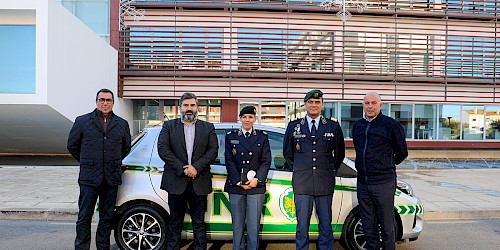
left=224, top=106, right=271, bottom=250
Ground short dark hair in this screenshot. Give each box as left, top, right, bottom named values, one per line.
left=96, top=88, right=114, bottom=101
left=179, top=92, right=198, bottom=106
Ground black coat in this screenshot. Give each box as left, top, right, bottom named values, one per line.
left=224, top=129, right=271, bottom=195
left=67, top=109, right=131, bottom=187
left=158, top=119, right=219, bottom=195
left=284, top=116, right=345, bottom=195
left=352, top=113, right=408, bottom=184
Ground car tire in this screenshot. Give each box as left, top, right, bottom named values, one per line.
left=340, top=208, right=399, bottom=250
left=115, top=205, right=167, bottom=250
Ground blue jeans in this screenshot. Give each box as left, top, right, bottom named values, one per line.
left=229, top=193, right=265, bottom=250
left=75, top=182, right=118, bottom=250
left=294, top=194, right=334, bottom=250
left=357, top=181, right=396, bottom=250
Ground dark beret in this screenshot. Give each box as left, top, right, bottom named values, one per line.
left=239, top=106, right=256, bottom=117
left=304, top=89, right=323, bottom=102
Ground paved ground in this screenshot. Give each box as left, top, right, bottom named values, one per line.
left=0, top=165, right=499, bottom=221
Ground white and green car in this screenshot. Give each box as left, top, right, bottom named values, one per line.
left=113, top=124, right=424, bottom=250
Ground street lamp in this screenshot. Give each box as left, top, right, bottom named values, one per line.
left=447, top=116, right=452, bottom=127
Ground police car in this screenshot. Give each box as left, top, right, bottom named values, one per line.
left=113, top=123, right=424, bottom=250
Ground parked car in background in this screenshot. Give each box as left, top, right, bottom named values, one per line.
left=113, top=123, right=424, bottom=250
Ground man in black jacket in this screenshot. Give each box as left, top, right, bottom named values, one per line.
left=352, top=92, right=408, bottom=250
left=67, top=88, right=131, bottom=250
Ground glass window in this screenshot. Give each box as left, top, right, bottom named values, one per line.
left=60, top=0, right=110, bottom=41
left=239, top=100, right=259, bottom=121
left=287, top=101, right=306, bottom=121
left=340, top=103, right=363, bottom=138
left=485, top=106, right=500, bottom=140
left=0, top=25, right=36, bottom=94
left=414, top=104, right=437, bottom=140
left=268, top=132, right=288, bottom=171
left=390, top=104, right=413, bottom=139
left=213, top=130, right=226, bottom=165
left=163, top=100, right=179, bottom=121
left=438, top=105, right=461, bottom=140
left=462, top=106, right=484, bottom=140
left=322, top=102, right=338, bottom=121
left=261, top=101, right=287, bottom=128
left=207, top=100, right=221, bottom=123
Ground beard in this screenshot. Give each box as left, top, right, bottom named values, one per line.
left=181, top=109, right=198, bottom=122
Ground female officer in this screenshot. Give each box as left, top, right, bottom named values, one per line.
left=224, top=106, right=271, bottom=250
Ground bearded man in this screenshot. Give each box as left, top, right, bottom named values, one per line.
left=157, top=92, right=219, bottom=250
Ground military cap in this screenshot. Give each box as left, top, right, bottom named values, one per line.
left=239, top=106, right=257, bottom=117
left=304, top=89, right=323, bottom=102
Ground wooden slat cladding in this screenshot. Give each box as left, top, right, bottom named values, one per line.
left=120, top=1, right=499, bottom=102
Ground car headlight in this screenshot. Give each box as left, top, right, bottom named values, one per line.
left=396, top=179, right=414, bottom=197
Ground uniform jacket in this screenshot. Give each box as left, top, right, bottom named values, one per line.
left=158, top=118, right=219, bottom=195
left=67, top=109, right=131, bottom=187
left=224, top=128, right=271, bottom=195
left=352, top=113, right=408, bottom=185
left=283, top=116, right=345, bottom=195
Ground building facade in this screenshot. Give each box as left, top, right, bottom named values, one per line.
left=115, top=0, right=500, bottom=152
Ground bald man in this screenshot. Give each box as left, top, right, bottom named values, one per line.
left=352, top=92, right=408, bottom=250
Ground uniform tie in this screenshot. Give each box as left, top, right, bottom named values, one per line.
left=245, top=132, right=250, bottom=138
left=311, top=120, right=317, bottom=137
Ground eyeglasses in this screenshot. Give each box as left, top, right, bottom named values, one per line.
left=98, top=98, right=114, bottom=103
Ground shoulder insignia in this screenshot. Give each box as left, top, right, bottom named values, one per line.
left=262, top=130, right=267, bottom=135
left=227, top=131, right=232, bottom=135
left=253, top=129, right=257, bottom=135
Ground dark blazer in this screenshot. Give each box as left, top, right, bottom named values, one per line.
left=158, top=118, right=219, bottom=195
left=67, top=109, right=131, bottom=187
left=224, top=129, right=271, bottom=195
left=283, top=116, right=345, bottom=195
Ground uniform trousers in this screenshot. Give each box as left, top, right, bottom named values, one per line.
left=229, top=193, right=265, bottom=250
left=357, top=181, right=396, bottom=250
left=294, top=194, right=334, bottom=250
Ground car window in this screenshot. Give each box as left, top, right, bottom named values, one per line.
left=213, top=129, right=226, bottom=165
left=267, top=132, right=290, bottom=171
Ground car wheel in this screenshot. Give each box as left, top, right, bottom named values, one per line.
left=340, top=208, right=399, bottom=250
left=115, top=205, right=167, bottom=250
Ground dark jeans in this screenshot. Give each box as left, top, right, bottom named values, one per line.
left=357, top=181, right=396, bottom=250
left=75, top=182, right=118, bottom=250
left=167, top=182, right=208, bottom=250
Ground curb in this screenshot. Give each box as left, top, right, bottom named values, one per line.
left=425, top=210, right=500, bottom=220
left=2, top=209, right=500, bottom=221
left=0, top=210, right=78, bottom=221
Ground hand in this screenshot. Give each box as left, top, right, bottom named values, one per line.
left=240, top=184, right=252, bottom=190
left=246, top=178, right=259, bottom=188
left=183, top=165, right=197, bottom=178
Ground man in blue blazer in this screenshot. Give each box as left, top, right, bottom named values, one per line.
left=283, top=89, right=345, bottom=250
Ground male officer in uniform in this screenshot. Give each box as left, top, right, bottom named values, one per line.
left=224, top=106, right=271, bottom=250
left=283, top=89, right=345, bottom=250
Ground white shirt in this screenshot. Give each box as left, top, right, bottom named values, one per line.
left=183, top=120, right=196, bottom=165
left=306, top=115, right=320, bottom=132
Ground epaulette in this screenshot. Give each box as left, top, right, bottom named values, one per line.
left=255, top=129, right=267, bottom=135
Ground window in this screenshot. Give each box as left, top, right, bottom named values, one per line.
left=438, top=105, right=461, bottom=140
left=390, top=104, right=413, bottom=139
left=485, top=106, right=500, bottom=140
left=340, top=103, right=363, bottom=138
left=0, top=25, right=35, bottom=94
left=414, top=104, right=437, bottom=140
left=462, top=106, right=484, bottom=140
